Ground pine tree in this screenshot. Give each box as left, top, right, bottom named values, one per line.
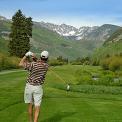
left=9, top=10, right=33, bottom=57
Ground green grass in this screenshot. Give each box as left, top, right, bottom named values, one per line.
left=1, top=65, right=122, bottom=122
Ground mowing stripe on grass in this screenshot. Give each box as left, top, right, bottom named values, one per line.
left=0, top=69, right=25, bottom=75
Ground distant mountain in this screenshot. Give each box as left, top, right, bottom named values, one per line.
left=0, top=16, right=7, bottom=21
left=0, top=22, right=94, bottom=59
left=0, top=16, right=11, bottom=34
left=93, top=28, right=122, bottom=59
left=83, top=24, right=120, bottom=41
left=0, top=15, right=121, bottom=59
left=37, top=22, right=120, bottom=41
left=37, top=22, right=78, bottom=36
left=0, top=16, right=94, bottom=59
left=0, top=16, right=10, bottom=54
left=104, top=27, right=122, bottom=44
left=31, top=24, right=94, bottom=59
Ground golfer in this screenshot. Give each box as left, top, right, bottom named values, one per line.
left=19, top=51, right=49, bottom=122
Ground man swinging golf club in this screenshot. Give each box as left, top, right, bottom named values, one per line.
left=19, top=51, right=49, bottom=122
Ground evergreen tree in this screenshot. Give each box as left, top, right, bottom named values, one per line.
left=9, top=10, right=33, bottom=57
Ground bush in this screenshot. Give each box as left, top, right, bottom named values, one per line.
left=109, top=57, right=122, bottom=71
left=49, top=56, right=69, bottom=66
left=99, top=75, right=114, bottom=86
left=71, top=57, right=91, bottom=65
left=91, top=59, right=100, bottom=66
left=70, top=61, right=83, bottom=65
left=75, top=69, right=93, bottom=85
left=0, top=53, right=20, bottom=70
left=49, top=59, right=64, bottom=66
left=75, top=68, right=122, bottom=86
left=100, top=55, right=122, bottom=71
left=69, top=85, right=122, bottom=95
left=100, top=58, right=110, bottom=70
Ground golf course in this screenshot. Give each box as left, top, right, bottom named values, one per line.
left=0, top=1, right=122, bottom=122
left=0, top=65, right=122, bottom=122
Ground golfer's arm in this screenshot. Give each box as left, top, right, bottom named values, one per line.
left=19, top=56, right=27, bottom=67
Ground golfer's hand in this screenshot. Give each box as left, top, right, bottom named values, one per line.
left=32, top=53, right=36, bottom=57
left=32, top=53, right=38, bottom=62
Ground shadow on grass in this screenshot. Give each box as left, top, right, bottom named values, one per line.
left=41, top=111, right=76, bottom=122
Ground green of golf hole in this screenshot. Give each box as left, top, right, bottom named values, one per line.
left=0, top=65, right=122, bottom=122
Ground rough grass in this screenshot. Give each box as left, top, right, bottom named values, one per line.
left=0, top=65, right=122, bottom=122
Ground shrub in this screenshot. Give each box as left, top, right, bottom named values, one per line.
left=109, top=57, right=122, bottom=71
left=69, top=85, right=122, bottom=95
left=100, top=55, right=122, bottom=71
left=99, top=75, right=114, bottom=86
left=75, top=69, right=93, bottom=85
left=91, top=59, right=100, bottom=66
left=75, top=68, right=122, bottom=86
left=100, top=58, right=110, bottom=70
left=49, top=59, right=64, bottom=66
left=77, top=75, right=93, bottom=85
left=71, top=57, right=91, bottom=65
left=0, top=53, right=20, bottom=70
left=70, top=61, right=82, bottom=65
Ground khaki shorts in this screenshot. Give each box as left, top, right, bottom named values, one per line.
left=24, top=83, right=43, bottom=106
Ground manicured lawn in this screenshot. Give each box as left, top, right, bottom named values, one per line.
left=0, top=65, right=122, bottom=122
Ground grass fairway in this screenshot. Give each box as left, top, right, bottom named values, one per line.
left=0, top=65, right=122, bottom=122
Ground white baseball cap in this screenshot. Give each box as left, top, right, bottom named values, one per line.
left=41, top=51, right=49, bottom=59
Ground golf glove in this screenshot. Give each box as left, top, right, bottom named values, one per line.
left=25, top=51, right=33, bottom=57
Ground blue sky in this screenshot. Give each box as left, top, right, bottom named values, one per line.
left=0, top=0, right=122, bottom=27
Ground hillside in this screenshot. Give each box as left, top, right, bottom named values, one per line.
left=0, top=37, right=9, bottom=54
left=0, top=17, right=11, bottom=54
left=0, top=17, right=101, bottom=59
left=0, top=17, right=11, bottom=33
left=104, top=27, right=122, bottom=44
left=0, top=19, right=93, bottom=59
left=0, top=15, right=120, bottom=60
left=93, top=28, right=122, bottom=59
left=37, top=22, right=119, bottom=41
left=85, top=24, right=119, bottom=41
left=31, top=25, right=92, bottom=59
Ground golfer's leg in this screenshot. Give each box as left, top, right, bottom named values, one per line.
left=34, top=106, right=40, bottom=122
left=28, top=103, right=33, bottom=122
left=33, top=85, right=43, bottom=122
left=24, top=84, right=33, bottom=122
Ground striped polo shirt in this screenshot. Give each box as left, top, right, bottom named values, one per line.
left=24, top=60, right=49, bottom=85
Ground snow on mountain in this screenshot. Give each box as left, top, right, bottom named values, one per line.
left=31, top=21, right=120, bottom=41
left=38, top=22, right=77, bottom=36
left=0, top=15, right=120, bottom=42
left=0, top=16, right=8, bottom=21
left=38, top=21, right=101, bottom=40
left=75, top=26, right=99, bottom=40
